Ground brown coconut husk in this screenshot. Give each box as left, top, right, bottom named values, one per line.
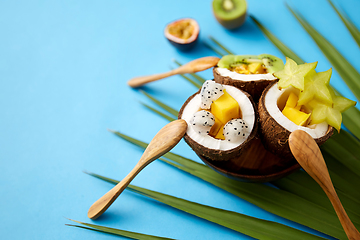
left=213, top=67, right=277, bottom=102
left=178, top=87, right=258, bottom=161
left=258, top=82, right=334, bottom=160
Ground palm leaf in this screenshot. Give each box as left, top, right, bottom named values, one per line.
left=140, top=102, right=175, bottom=122
left=208, top=36, right=235, bottom=55
left=139, top=90, right=178, bottom=118
left=66, top=219, right=174, bottom=240
left=203, top=41, right=226, bottom=56
left=250, top=15, right=305, bottom=65
left=110, top=131, right=356, bottom=239
left=85, top=172, right=325, bottom=240
left=327, top=0, right=360, bottom=48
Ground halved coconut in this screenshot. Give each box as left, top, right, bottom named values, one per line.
left=258, top=81, right=334, bottom=160
left=213, top=54, right=284, bottom=101
left=178, top=83, right=257, bottom=161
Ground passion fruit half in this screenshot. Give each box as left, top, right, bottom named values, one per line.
left=164, top=18, right=200, bottom=51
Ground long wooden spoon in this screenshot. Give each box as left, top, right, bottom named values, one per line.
left=88, top=119, right=188, bottom=219
left=289, top=130, right=360, bottom=240
left=127, top=56, right=220, bottom=88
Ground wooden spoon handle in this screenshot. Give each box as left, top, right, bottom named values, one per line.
left=88, top=119, right=188, bottom=219
left=289, top=130, right=360, bottom=239
left=127, top=70, right=177, bottom=88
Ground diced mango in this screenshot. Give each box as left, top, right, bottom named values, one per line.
left=210, top=89, right=240, bottom=125
left=209, top=115, right=223, bottom=138
left=285, top=92, right=299, bottom=108
left=248, top=62, right=265, bottom=74
left=215, top=125, right=225, bottom=140
left=282, top=106, right=311, bottom=126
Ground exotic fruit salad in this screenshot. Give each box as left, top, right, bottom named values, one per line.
left=179, top=55, right=356, bottom=182
left=213, top=54, right=284, bottom=101
left=258, top=57, right=356, bottom=159
left=178, top=80, right=257, bottom=161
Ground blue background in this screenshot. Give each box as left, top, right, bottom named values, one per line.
left=1, top=0, right=359, bottom=239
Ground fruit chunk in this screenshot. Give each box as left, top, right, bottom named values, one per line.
left=215, top=125, right=225, bottom=140
left=282, top=106, right=310, bottom=126
left=285, top=92, right=301, bottom=110
left=212, top=0, right=247, bottom=30
left=274, top=57, right=317, bottom=91
left=308, top=90, right=356, bottom=132
left=248, top=62, right=266, bottom=74
left=210, top=89, right=240, bottom=124
left=297, top=69, right=333, bottom=106
left=209, top=114, right=223, bottom=137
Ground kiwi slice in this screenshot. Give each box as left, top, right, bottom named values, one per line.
left=217, top=54, right=284, bottom=73
left=218, top=54, right=258, bottom=68
left=212, top=0, right=247, bottom=30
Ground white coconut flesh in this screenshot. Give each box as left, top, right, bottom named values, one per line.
left=265, top=83, right=329, bottom=138
left=216, top=67, right=277, bottom=81
left=181, top=85, right=255, bottom=151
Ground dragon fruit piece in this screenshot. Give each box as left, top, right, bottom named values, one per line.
left=190, top=110, right=215, bottom=136
left=223, top=119, right=250, bottom=142
left=200, top=80, right=224, bottom=109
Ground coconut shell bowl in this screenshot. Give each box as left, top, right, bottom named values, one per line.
left=178, top=78, right=333, bottom=183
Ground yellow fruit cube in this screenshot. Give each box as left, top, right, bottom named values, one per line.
left=282, top=106, right=311, bottom=126
left=209, top=115, right=223, bottom=138
left=210, top=89, right=240, bottom=125
left=248, top=62, right=265, bottom=74
left=215, top=125, right=225, bottom=140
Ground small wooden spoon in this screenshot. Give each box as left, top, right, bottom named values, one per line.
left=88, top=119, right=188, bottom=219
left=127, top=56, right=220, bottom=88
left=289, top=130, right=360, bottom=240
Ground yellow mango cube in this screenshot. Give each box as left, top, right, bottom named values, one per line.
left=210, top=89, right=240, bottom=125
left=285, top=92, right=299, bottom=108
left=209, top=115, right=223, bottom=138
left=282, top=106, right=311, bottom=126
left=215, top=125, right=225, bottom=140
left=248, top=62, right=265, bottom=74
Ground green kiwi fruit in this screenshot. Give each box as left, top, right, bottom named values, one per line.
left=217, top=54, right=284, bottom=73
left=212, top=0, right=247, bottom=30
left=258, top=54, right=284, bottom=73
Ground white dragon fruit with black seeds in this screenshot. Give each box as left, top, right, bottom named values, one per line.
left=200, top=80, right=224, bottom=109
left=190, top=110, right=215, bottom=136
left=223, top=119, right=250, bottom=142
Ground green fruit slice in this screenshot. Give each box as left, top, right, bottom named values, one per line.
left=297, top=68, right=333, bottom=106
left=258, top=54, right=284, bottom=73
left=274, top=57, right=317, bottom=91
left=212, top=0, right=247, bottom=30
left=217, top=54, right=283, bottom=73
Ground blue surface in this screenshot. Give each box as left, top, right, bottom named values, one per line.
left=1, top=0, right=359, bottom=239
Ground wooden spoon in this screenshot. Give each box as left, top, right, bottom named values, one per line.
left=127, top=56, right=220, bottom=88
left=289, top=130, right=360, bottom=240
left=88, top=119, right=188, bottom=219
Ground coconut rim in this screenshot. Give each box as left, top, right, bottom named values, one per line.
left=179, top=84, right=256, bottom=153
left=164, top=18, right=199, bottom=44
left=263, top=81, right=333, bottom=139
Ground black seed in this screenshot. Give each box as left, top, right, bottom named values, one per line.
left=245, top=126, right=248, bottom=128
left=226, top=132, right=229, bottom=135
left=243, top=134, right=245, bottom=136
left=234, top=128, right=237, bottom=130
left=207, top=131, right=209, bottom=133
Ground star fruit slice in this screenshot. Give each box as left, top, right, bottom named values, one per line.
left=297, top=68, right=333, bottom=106
left=274, top=57, right=317, bottom=91
left=307, top=92, right=356, bottom=132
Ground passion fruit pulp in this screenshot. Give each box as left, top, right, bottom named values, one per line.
left=164, top=18, right=200, bottom=51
